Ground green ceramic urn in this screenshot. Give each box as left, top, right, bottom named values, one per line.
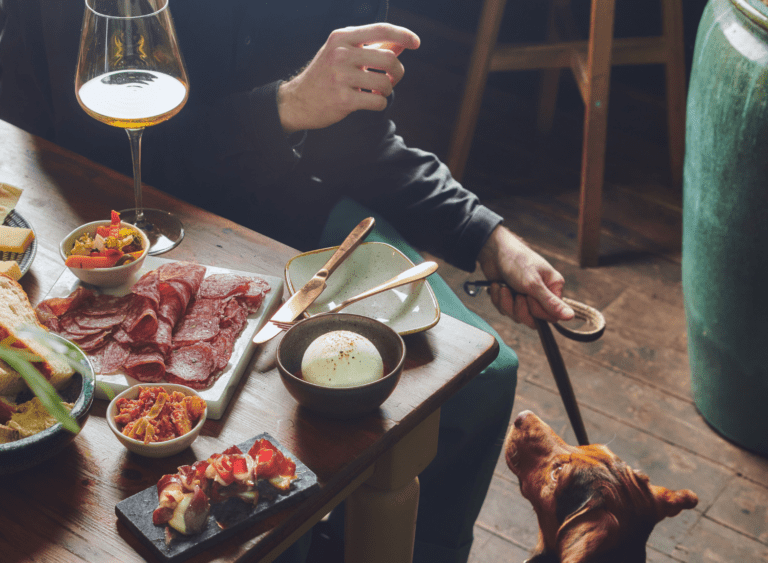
left=683, top=0, right=768, bottom=456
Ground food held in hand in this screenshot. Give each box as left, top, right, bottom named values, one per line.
left=0, top=225, right=34, bottom=254
left=301, top=330, right=384, bottom=387
left=113, top=386, right=206, bottom=444
left=64, top=210, right=144, bottom=269
left=153, top=438, right=298, bottom=535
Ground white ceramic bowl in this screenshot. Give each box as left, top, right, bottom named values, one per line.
left=107, top=384, right=207, bottom=458
left=276, top=314, right=406, bottom=419
left=59, top=220, right=149, bottom=288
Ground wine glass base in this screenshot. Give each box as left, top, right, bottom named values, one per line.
left=118, top=208, right=184, bottom=255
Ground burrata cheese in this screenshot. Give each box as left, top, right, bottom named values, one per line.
left=301, top=330, right=384, bottom=387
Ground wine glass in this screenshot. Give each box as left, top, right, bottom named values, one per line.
left=75, top=0, right=189, bottom=255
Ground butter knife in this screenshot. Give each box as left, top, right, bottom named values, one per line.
left=252, top=217, right=376, bottom=344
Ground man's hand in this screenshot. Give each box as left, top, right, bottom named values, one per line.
left=477, top=225, right=575, bottom=329
left=277, top=23, right=420, bottom=134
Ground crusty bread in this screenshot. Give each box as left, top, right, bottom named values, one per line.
left=0, top=261, right=22, bottom=281
left=0, top=274, right=74, bottom=395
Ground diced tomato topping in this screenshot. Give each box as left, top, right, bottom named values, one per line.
left=110, top=210, right=121, bottom=238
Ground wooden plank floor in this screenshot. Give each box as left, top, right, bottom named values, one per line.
left=385, top=7, right=768, bottom=562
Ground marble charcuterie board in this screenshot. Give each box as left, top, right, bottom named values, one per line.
left=43, top=256, right=284, bottom=419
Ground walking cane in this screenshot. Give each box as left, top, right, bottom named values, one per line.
left=464, top=281, right=606, bottom=446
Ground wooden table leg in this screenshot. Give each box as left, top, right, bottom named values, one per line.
left=344, top=409, right=441, bottom=563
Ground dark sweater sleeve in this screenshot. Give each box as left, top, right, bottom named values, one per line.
left=208, top=80, right=302, bottom=181
left=298, top=100, right=503, bottom=273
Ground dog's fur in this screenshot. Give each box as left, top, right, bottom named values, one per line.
left=504, top=411, right=698, bottom=563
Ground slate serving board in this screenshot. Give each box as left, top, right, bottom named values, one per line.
left=116, top=433, right=319, bottom=563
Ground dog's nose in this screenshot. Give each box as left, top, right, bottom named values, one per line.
left=514, top=410, right=533, bottom=428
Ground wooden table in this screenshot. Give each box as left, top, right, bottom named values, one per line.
left=0, top=119, right=499, bottom=562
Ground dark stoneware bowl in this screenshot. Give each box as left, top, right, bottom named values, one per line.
left=276, top=314, right=405, bottom=419
left=0, top=335, right=95, bottom=475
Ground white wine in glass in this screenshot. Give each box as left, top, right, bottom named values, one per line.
left=75, top=0, right=189, bottom=255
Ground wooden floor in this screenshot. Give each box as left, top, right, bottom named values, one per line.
left=385, top=7, right=768, bottom=563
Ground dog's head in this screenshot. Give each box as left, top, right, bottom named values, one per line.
left=505, top=411, right=698, bottom=563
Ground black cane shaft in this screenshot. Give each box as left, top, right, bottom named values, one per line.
left=535, top=319, right=590, bottom=446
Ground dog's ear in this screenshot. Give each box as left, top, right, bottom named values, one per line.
left=650, top=483, right=698, bottom=520
left=555, top=502, right=620, bottom=563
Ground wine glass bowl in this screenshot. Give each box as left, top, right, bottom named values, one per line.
left=75, top=0, right=188, bottom=255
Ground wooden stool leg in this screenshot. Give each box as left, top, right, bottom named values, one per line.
left=577, top=0, right=616, bottom=267
left=446, top=0, right=507, bottom=182
left=536, top=0, right=570, bottom=136
left=661, top=0, right=687, bottom=188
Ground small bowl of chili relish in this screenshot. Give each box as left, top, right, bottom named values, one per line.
left=60, top=218, right=149, bottom=288
left=107, top=384, right=207, bottom=458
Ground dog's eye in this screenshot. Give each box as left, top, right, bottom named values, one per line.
left=551, top=465, right=563, bottom=482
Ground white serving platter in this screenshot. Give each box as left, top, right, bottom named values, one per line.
left=43, top=256, right=283, bottom=419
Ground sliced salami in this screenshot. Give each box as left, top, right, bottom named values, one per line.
left=130, top=268, right=161, bottom=308
left=220, top=300, right=248, bottom=332
left=59, top=314, right=108, bottom=337
left=89, top=340, right=130, bottom=375
left=157, top=288, right=184, bottom=327
left=157, top=262, right=206, bottom=298
left=80, top=293, right=133, bottom=317
left=70, top=329, right=113, bottom=352
left=238, top=277, right=271, bottom=313
left=165, top=342, right=216, bottom=389
left=121, top=295, right=158, bottom=341
left=123, top=347, right=166, bottom=382
left=210, top=325, right=238, bottom=371
left=197, top=273, right=252, bottom=300
left=172, top=315, right=220, bottom=347
left=35, top=287, right=96, bottom=328
left=186, top=297, right=225, bottom=318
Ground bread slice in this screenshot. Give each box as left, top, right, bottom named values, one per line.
left=0, top=274, right=75, bottom=395
left=0, top=225, right=34, bottom=254
left=0, top=261, right=22, bottom=281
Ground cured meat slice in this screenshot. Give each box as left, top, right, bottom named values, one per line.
left=122, top=295, right=158, bottom=341
left=35, top=287, right=96, bottom=329
left=239, top=277, right=271, bottom=313
left=81, top=293, right=133, bottom=317
left=165, top=343, right=216, bottom=389
left=124, top=347, right=166, bottom=382
left=59, top=314, right=108, bottom=337
left=151, top=318, right=174, bottom=356
left=131, top=268, right=161, bottom=308
left=157, top=262, right=206, bottom=290
left=70, top=329, right=113, bottom=352
left=172, top=316, right=220, bottom=348
left=197, top=274, right=251, bottom=300
left=71, top=311, right=125, bottom=331
left=220, top=300, right=248, bottom=331
left=89, top=340, right=131, bottom=374
left=186, top=297, right=225, bottom=319
left=210, top=325, right=239, bottom=371
left=157, top=288, right=184, bottom=327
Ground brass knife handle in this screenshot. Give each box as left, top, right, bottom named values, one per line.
left=318, top=217, right=375, bottom=279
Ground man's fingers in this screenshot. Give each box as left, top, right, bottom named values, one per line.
left=342, top=23, right=421, bottom=53
left=351, top=88, right=389, bottom=111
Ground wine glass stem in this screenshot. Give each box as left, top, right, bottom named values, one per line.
left=126, top=128, right=145, bottom=224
